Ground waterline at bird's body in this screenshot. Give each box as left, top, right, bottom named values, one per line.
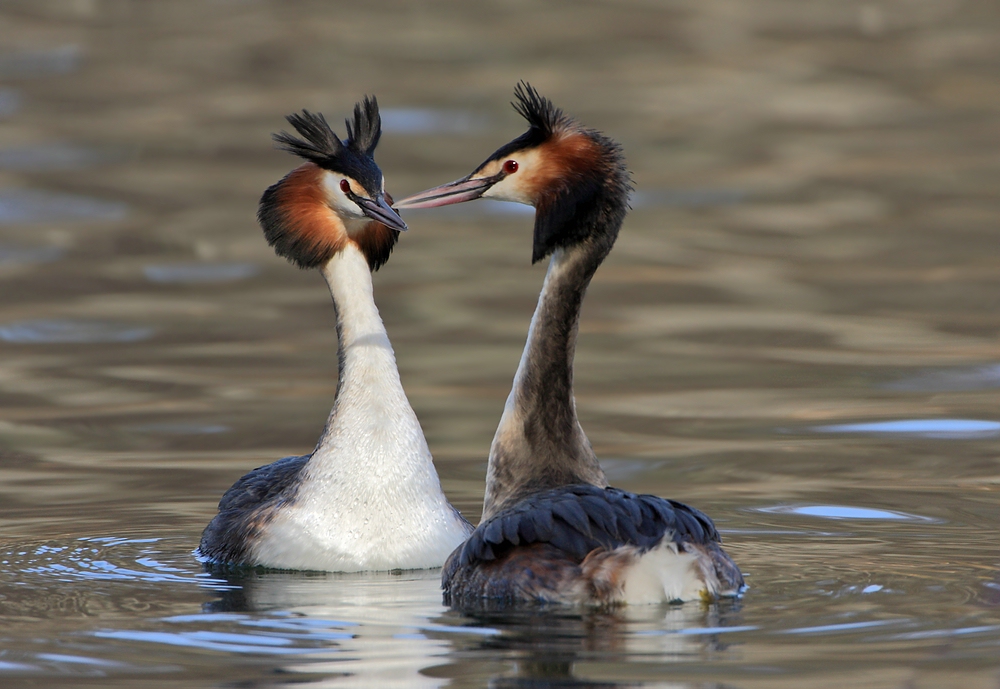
left=199, top=99, right=471, bottom=571
left=398, top=83, right=743, bottom=606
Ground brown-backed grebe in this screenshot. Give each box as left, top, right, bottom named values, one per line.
left=397, top=84, right=742, bottom=606
left=199, top=98, right=472, bottom=571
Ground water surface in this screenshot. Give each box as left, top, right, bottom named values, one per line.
left=0, top=1, right=999, bottom=687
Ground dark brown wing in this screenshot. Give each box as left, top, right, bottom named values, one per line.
left=198, top=454, right=310, bottom=566
left=443, top=484, right=729, bottom=607
left=456, top=484, right=720, bottom=567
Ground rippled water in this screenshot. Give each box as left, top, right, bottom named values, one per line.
left=1, top=0, right=999, bottom=687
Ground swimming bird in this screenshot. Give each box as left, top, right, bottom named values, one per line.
left=397, top=84, right=743, bottom=606
left=199, top=98, right=472, bottom=571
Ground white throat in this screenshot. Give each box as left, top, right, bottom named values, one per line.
left=251, top=243, right=470, bottom=571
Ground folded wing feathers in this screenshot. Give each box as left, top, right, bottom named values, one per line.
left=459, top=484, right=721, bottom=566
left=517, top=515, right=538, bottom=544
left=216, top=454, right=310, bottom=512
left=674, top=499, right=720, bottom=542
left=552, top=525, right=591, bottom=560
left=578, top=494, right=618, bottom=536
left=551, top=498, right=592, bottom=538
left=482, top=518, right=505, bottom=546
left=501, top=516, right=522, bottom=546
left=534, top=505, right=555, bottom=541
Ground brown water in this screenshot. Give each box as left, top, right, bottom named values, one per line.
left=1, top=0, right=999, bottom=686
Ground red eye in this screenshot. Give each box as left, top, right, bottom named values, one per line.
left=339, top=179, right=351, bottom=194
left=503, top=159, right=518, bottom=174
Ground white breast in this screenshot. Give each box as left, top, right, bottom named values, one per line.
left=621, top=541, right=708, bottom=604
left=249, top=245, right=471, bottom=571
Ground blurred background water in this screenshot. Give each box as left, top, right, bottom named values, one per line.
left=0, top=0, right=999, bottom=687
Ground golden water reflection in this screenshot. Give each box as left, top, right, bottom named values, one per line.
left=0, top=0, right=999, bottom=687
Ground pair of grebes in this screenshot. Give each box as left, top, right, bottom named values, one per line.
left=199, top=84, right=743, bottom=607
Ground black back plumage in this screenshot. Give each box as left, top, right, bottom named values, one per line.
left=454, top=484, right=721, bottom=568
left=272, top=97, right=384, bottom=195
left=198, top=454, right=311, bottom=565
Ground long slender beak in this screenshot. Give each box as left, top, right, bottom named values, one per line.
left=395, top=174, right=500, bottom=209
left=357, top=195, right=408, bottom=232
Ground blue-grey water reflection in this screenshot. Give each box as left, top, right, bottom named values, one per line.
left=0, top=144, right=108, bottom=171
left=143, top=263, right=259, bottom=284
left=756, top=504, right=935, bottom=521
left=885, top=364, right=1000, bottom=392
left=381, top=108, right=487, bottom=134
left=813, top=419, right=1000, bottom=438
left=0, top=89, right=20, bottom=117
left=0, top=244, right=64, bottom=266
left=0, top=188, right=126, bottom=224
left=0, top=319, right=152, bottom=343
left=0, top=45, right=80, bottom=78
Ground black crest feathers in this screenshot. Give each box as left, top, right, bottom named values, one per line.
left=258, top=97, right=394, bottom=271
left=345, top=96, right=381, bottom=157
left=512, top=81, right=571, bottom=135
left=272, top=96, right=382, bottom=166
left=273, top=110, right=344, bottom=165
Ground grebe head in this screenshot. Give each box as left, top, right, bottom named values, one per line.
left=396, top=82, right=630, bottom=263
left=258, top=97, right=407, bottom=271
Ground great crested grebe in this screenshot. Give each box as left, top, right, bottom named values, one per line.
left=199, top=98, right=472, bottom=571
left=397, top=84, right=743, bottom=605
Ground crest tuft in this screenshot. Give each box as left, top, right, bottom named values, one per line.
left=272, top=96, right=383, bottom=167
left=344, top=95, right=381, bottom=157
left=512, top=81, right=572, bottom=136
left=273, top=110, right=344, bottom=165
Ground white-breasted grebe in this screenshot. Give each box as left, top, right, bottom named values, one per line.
left=199, top=97, right=472, bottom=571
left=397, top=84, right=743, bottom=606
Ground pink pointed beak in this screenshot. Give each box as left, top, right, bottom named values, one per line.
left=395, top=173, right=501, bottom=209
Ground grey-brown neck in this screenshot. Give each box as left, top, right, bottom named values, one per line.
left=479, top=124, right=631, bottom=521
left=482, top=238, right=612, bottom=520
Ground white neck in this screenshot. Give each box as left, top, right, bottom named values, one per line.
left=319, top=245, right=402, bottom=428
left=251, top=243, right=470, bottom=571
left=313, top=244, right=420, bottom=459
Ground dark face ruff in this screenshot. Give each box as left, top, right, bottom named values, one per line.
left=531, top=130, right=630, bottom=265
left=259, top=99, right=401, bottom=270
left=483, top=83, right=633, bottom=264
left=483, top=130, right=629, bottom=265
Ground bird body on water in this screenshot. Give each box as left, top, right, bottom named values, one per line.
left=198, top=98, right=471, bottom=572
left=398, top=83, right=743, bottom=606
